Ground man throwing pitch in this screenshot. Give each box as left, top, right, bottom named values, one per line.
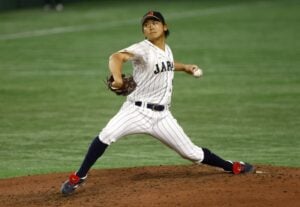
left=61, top=11, right=255, bottom=195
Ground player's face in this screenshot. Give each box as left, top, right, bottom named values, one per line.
left=143, top=19, right=167, bottom=41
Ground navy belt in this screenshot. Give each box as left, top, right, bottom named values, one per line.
left=135, top=101, right=165, bottom=111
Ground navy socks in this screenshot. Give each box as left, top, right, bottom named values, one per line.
left=76, top=140, right=232, bottom=178
left=76, top=136, right=108, bottom=178
left=202, top=148, right=233, bottom=172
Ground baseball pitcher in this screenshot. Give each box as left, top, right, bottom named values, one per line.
left=61, top=11, right=255, bottom=195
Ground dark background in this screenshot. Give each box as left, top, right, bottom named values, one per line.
left=0, top=0, right=83, bottom=10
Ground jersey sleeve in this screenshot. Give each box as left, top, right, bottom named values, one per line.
left=118, top=41, right=145, bottom=62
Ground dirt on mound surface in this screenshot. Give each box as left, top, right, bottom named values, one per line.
left=0, top=165, right=299, bottom=207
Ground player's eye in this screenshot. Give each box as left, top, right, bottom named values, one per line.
left=144, top=20, right=159, bottom=28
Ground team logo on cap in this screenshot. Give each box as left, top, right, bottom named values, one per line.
left=147, top=11, right=154, bottom=17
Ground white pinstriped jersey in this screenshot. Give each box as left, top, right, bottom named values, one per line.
left=120, top=40, right=174, bottom=105
left=99, top=39, right=204, bottom=164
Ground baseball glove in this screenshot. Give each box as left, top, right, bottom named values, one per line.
left=107, top=74, right=137, bottom=96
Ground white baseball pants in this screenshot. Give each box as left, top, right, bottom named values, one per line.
left=99, top=101, right=204, bottom=163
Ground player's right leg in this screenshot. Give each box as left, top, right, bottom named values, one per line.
left=98, top=101, right=154, bottom=144
left=61, top=101, right=150, bottom=195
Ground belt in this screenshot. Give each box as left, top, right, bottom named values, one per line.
left=135, top=101, right=165, bottom=111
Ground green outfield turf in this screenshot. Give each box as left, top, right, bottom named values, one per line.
left=0, top=0, right=299, bottom=178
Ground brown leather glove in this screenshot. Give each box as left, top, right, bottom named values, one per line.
left=107, top=74, right=137, bottom=96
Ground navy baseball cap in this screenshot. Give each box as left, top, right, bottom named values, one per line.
left=141, top=11, right=166, bottom=25
left=141, top=11, right=170, bottom=37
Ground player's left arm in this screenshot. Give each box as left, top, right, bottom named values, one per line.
left=174, top=61, right=203, bottom=77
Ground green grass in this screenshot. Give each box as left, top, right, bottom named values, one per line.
left=0, top=0, right=299, bottom=178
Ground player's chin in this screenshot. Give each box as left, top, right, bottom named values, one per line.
left=145, top=32, right=159, bottom=39
left=146, top=35, right=160, bottom=41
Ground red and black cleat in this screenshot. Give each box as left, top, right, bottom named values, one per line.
left=232, top=161, right=256, bottom=174
left=61, top=173, right=87, bottom=195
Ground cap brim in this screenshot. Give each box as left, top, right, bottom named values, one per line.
left=142, top=16, right=161, bottom=25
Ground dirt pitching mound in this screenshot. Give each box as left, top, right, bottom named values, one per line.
left=0, top=165, right=299, bottom=207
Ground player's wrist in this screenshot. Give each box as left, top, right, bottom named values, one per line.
left=183, top=65, right=193, bottom=74
left=112, top=80, right=124, bottom=89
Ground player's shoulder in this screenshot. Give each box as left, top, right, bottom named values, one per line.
left=123, top=40, right=146, bottom=51
left=132, top=40, right=149, bottom=48
left=118, top=40, right=148, bottom=61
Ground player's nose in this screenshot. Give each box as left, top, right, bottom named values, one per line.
left=149, top=22, right=155, bottom=29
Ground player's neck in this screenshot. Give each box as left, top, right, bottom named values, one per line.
left=149, top=37, right=166, bottom=51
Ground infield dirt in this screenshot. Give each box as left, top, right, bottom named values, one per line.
left=0, top=165, right=299, bottom=207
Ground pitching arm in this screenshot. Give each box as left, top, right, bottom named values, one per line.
left=174, top=61, right=203, bottom=78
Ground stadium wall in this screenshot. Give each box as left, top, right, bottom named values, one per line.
left=0, top=0, right=82, bottom=11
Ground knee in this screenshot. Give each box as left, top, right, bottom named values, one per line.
left=180, top=146, right=204, bottom=164
left=98, top=128, right=117, bottom=145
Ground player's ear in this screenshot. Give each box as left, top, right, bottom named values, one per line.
left=163, top=24, right=170, bottom=37
left=163, top=24, right=168, bottom=31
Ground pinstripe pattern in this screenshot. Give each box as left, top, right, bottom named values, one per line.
left=152, top=111, right=204, bottom=163
left=121, top=40, right=173, bottom=105
left=99, top=39, right=204, bottom=164
left=99, top=101, right=204, bottom=163
left=99, top=102, right=153, bottom=144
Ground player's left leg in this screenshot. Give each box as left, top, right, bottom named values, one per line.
left=151, top=111, right=233, bottom=172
